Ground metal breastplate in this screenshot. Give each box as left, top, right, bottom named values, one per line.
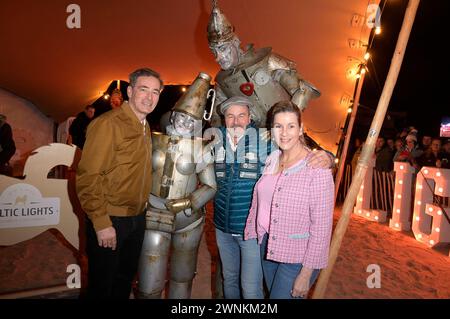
left=216, top=47, right=290, bottom=127
left=151, top=132, right=204, bottom=199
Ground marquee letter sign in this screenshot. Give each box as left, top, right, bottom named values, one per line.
left=354, top=158, right=387, bottom=223
left=353, top=161, right=450, bottom=258
left=389, top=162, right=415, bottom=231
left=412, top=167, right=450, bottom=249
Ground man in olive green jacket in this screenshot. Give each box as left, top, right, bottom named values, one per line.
left=76, top=68, right=163, bottom=299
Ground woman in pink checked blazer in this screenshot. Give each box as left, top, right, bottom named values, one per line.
left=244, top=101, right=334, bottom=299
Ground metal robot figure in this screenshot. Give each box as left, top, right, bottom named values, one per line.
left=207, top=0, right=321, bottom=127
left=138, top=73, right=217, bottom=299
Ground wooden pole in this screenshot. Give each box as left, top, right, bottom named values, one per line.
left=312, top=0, right=420, bottom=299
left=334, top=71, right=366, bottom=201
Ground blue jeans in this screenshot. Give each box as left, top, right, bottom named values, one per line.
left=215, top=228, right=264, bottom=299
left=260, top=233, right=320, bottom=299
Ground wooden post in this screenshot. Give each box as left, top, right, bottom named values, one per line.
left=312, top=0, right=421, bottom=299
left=334, top=71, right=366, bottom=201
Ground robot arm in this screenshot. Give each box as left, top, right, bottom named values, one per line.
left=165, top=163, right=217, bottom=214
left=275, top=70, right=321, bottom=111
left=191, top=163, right=217, bottom=210
left=269, top=53, right=321, bottom=111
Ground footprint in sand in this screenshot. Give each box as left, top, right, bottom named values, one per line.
left=420, top=264, right=435, bottom=275
left=408, top=269, right=420, bottom=281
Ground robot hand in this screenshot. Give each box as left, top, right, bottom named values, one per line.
left=291, top=89, right=308, bottom=111
left=291, top=81, right=321, bottom=111
left=165, top=197, right=192, bottom=214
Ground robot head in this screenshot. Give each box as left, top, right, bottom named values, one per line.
left=171, top=111, right=197, bottom=136
left=211, top=39, right=241, bottom=70
left=169, top=73, right=213, bottom=136
left=207, top=1, right=241, bottom=70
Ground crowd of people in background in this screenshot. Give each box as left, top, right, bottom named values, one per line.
left=350, top=126, right=450, bottom=173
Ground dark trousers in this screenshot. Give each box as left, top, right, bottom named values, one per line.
left=85, top=213, right=145, bottom=299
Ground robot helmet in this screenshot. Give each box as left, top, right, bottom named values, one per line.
left=172, top=72, right=213, bottom=121
left=207, top=0, right=236, bottom=48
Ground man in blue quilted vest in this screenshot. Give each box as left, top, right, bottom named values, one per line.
left=213, top=96, right=333, bottom=299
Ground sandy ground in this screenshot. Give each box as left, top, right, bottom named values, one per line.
left=1, top=204, right=449, bottom=299
left=323, top=209, right=450, bottom=298
left=192, top=204, right=450, bottom=299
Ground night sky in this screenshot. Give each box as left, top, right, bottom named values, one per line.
left=355, top=0, right=450, bottom=139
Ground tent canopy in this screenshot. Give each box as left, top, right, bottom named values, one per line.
left=0, top=0, right=376, bottom=152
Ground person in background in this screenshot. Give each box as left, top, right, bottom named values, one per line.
left=0, top=114, right=16, bottom=176
left=437, top=139, right=450, bottom=168
left=393, top=132, right=423, bottom=170
left=398, top=128, right=409, bottom=140
left=69, top=105, right=95, bottom=149
left=375, top=137, right=394, bottom=172
left=420, top=135, right=432, bottom=152
left=394, top=138, right=404, bottom=153
left=416, top=138, right=441, bottom=169
left=244, top=101, right=334, bottom=299
left=76, top=68, right=163, bottom=299
left=386, top=138, right=395, bottom=152
left=110, top=89, right=124, bottom=110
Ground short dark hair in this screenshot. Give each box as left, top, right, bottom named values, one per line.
left=129, top=68, right=164, bottom=90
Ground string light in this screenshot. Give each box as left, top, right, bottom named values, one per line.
left=181, top=87, right=187, bottom=92
left=375, top=26, right=381, bottom=35
left=364, top=52, right=370, bottom=61
left=103, top=94, right=110, bottom=100
left=347, top=108, right=353, bottom=113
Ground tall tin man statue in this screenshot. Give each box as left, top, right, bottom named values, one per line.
left=207, top=0, right=321, bottom=128
left=138, top=73, right=217, bottom=299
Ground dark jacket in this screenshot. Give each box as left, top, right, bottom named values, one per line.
left=0, top=120, right=16, bottom=168
left=69, top=111, right=92, bottom=149
left=375, top=146, right=394, bottom=172
left=213, top=122, right=273, bottom=235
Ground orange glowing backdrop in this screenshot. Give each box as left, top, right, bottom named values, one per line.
left=0, top=0, right=378, bottom=152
